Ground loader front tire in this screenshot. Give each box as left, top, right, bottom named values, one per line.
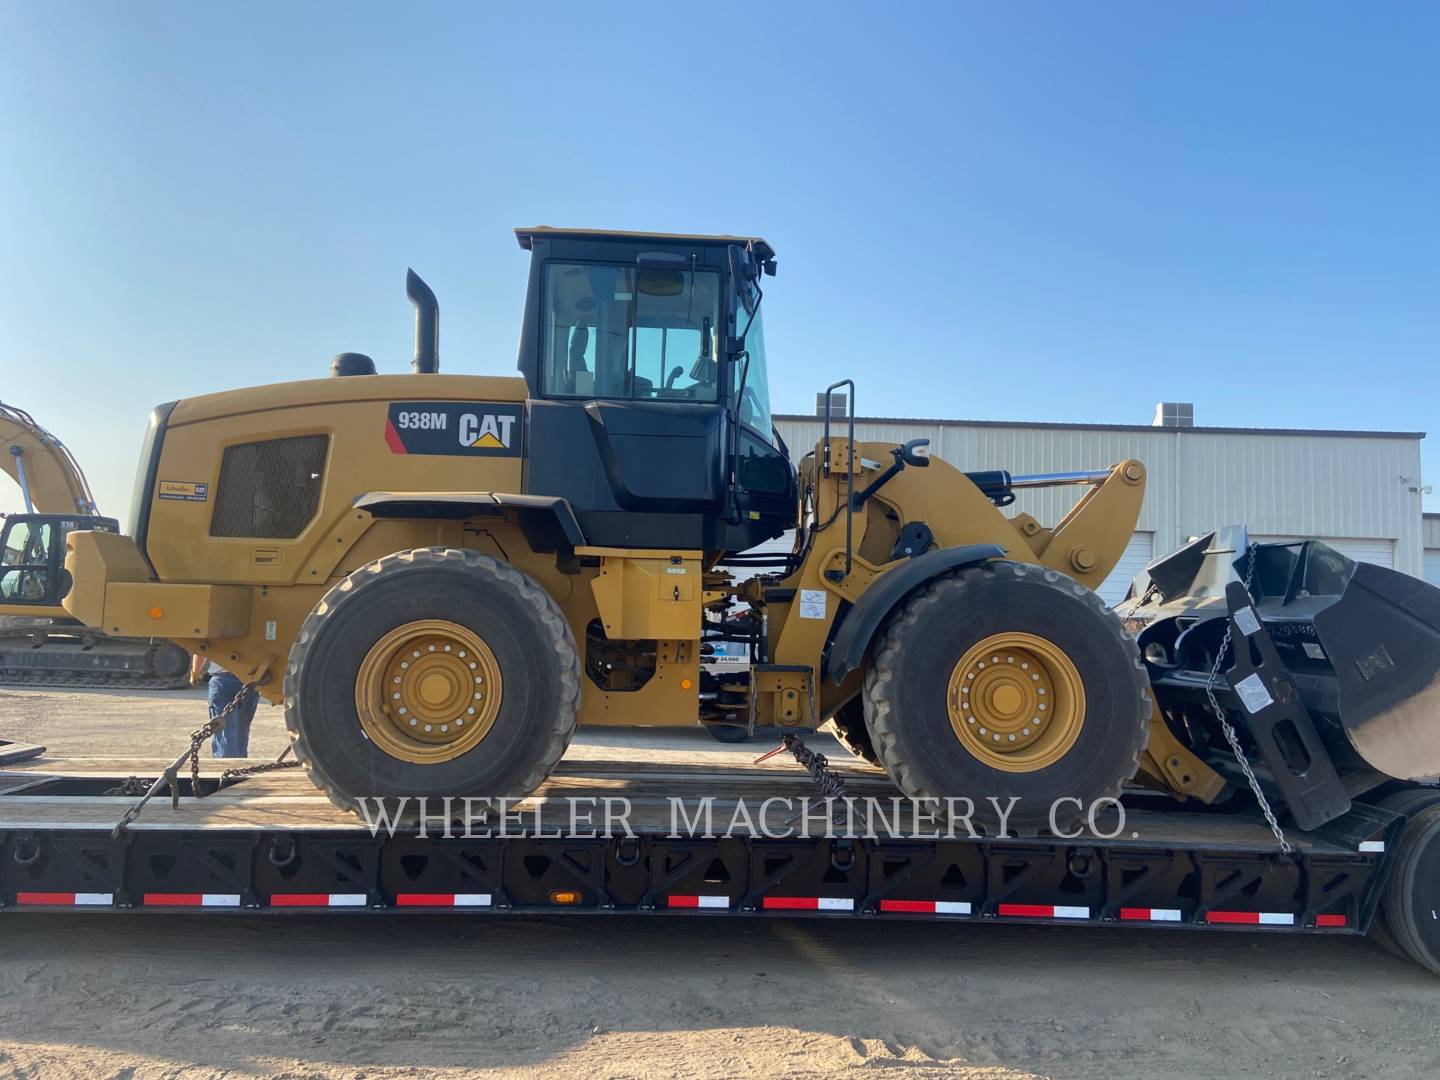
left=284, top=547, right=580, bottom=814
left=865, top=561, right=1149, bottom=836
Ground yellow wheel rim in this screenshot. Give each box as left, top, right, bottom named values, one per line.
left=946, top=632, right=1085, bottom=773
left=355, top=619, right=502, bottom=764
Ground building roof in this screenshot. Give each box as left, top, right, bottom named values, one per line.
left=773, top=413, right=1425, bottom=441
left=515, top=226, right=774, bottom=261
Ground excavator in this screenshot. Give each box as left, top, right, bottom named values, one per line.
left=1, top=401, right=190, bottom=687
left=43, top=228, right=1440, bottom=836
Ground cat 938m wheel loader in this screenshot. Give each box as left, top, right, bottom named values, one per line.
left=54, top=228, right=1440, bottom=834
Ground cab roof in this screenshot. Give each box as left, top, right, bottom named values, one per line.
left=515, top=226, right=774, bottom=262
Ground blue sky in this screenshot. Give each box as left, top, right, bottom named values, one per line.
left=2, top=2, right=1436, bottom=518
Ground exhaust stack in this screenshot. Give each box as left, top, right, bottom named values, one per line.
left=407, top=269, right=439, bottom=373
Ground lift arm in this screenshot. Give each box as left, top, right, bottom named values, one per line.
left=0, top=401, right=99, bottom=515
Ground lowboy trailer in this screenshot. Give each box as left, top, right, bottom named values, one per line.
left=2, top=740, right=1438, bottom=976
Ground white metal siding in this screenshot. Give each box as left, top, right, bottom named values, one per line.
left=731, top=530, right=795, bottom=581
left=1098, top=532, right=1154, bottom=606
left=774, top=418, right=1424, bottom=577
left=1424, top=550, right=1440, bottom=587
left=1425, top=515, right=1440, bottom=551
left=1253, top=535, right=1395, bottom=568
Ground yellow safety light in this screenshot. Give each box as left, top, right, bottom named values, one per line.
left=680, top=678, right=693, bottom=690
left=148, top=607, right=164, bottom=619
left=549, top=890, right=582, bottom=906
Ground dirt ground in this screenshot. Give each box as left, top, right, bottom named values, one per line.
left=2, top=686, right=1439, bottom=1080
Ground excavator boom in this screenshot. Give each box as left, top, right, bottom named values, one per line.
left=1, top=401, right=98, bottom=516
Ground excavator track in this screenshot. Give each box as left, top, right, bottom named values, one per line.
left=0, top=626, right=191, bottom=691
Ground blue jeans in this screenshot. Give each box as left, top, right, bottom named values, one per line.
left=208, top=672, right=259, bottom=758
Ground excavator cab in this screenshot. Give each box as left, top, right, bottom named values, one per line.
left=0, top=514, right=117, bottom=607
left=514, top=228, right=794, bottom=554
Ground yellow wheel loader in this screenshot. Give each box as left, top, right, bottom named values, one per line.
left=55, top=229, right=1440, bottom=834
left=1, top=402, right=190, bottom=687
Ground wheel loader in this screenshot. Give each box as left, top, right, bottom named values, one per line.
left=1, top=401, right=190, bottom=688
left=53, top=228, right=1440, bottom=834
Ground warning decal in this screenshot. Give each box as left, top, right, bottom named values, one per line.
left=385, top=402, right=524, bottom=457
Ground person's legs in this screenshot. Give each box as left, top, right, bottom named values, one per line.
left=229, top=688, right=259, bottom=758
left=208, top=672, right=252, bottom=758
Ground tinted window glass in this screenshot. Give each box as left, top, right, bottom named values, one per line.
left=542, top=263, right=720, bottom=402
left=737, top=305, right=773, bottom=436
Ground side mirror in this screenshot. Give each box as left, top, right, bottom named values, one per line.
left=728, top=244, right=758, bottom=317
left=900, top=438, right=931, bottom=467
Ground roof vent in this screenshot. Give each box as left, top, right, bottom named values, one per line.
left=1152, top=402, right=1194, bottom=428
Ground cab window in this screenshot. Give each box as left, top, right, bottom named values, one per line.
left=0, top=520, right=53, bottom=601
left=542, top=262, right=721, bottom=402
left=736, top=305, right=773, bottom=436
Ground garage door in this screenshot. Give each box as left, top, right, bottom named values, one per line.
left=1097, top=532, right=1154, bottom=607
left=1425, top=550, right=1440, bottom=588
left=1253, top=535, right=1395, bottom=569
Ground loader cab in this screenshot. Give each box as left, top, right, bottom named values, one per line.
left=0, top=513, right=118, bottom=606
left=515, top=228, right=795, bottom=554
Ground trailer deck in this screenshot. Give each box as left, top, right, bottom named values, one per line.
left=0, top=743, right=1404, bottom=938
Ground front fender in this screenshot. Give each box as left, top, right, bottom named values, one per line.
left=825, top=544, right=1005, bottom=684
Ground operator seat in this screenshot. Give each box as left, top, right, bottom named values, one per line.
left=568, top=324, right=593, bottom=395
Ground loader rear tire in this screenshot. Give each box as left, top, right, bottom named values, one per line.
left=865, top=561, right=1150, bottom=836
left=828, top=698, right=881, bottom=767
left=1379, top=804, right=1440, bottom=975
left=284, top=547, right=581, bottom=815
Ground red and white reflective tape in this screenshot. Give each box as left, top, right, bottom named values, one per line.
left=761, top=896, right=854, bottom=911
left=1206, top=910, right=1295, bottom=926
left=16, top=891, right=113, bottom=907
left=879, top=899, right=972, bottom=916
left=1119, top=907, right=1183, bottom=923
left=666, top=895, right=729, bottom=909
left=998, top=903, right=1090, bottom=920
left=1358, top=840, right=1386, bottom=853
left=394, top=893, right=492, bottom=908
left=270, top=893, right=368, bottom=908
left=143, top=893, right=241, bottom=908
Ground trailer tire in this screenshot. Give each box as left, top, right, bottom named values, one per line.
left=284, top=547, right=580, bottom=816
left=1379, top=804, right=1440, bottom=975
left=864, top=561, right=1150, bottom=836
left=827, top=698, right=881, bottom=767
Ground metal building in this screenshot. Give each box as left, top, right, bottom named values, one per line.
left=772, top=403, right=1427, bottom=605
left=1425, top=513, right=1440, bottom=587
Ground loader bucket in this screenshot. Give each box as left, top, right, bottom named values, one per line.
left=1120, top=527, right=1440, bottom=787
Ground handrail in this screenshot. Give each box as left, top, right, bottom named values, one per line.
left=821, top=379, right=855, bottom=581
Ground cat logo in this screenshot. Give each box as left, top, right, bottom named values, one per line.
left=386, top=402, right=523, bottom=458
left=458, top=412, right=516, bottom=449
